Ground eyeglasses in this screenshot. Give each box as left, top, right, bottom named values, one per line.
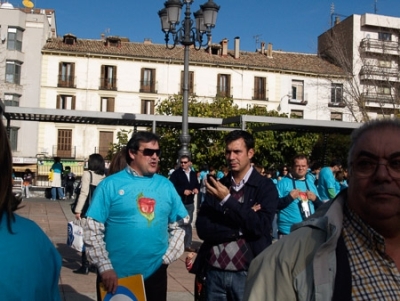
left=137, top=148, right=161, bottom=157
left=351, top=158, right=400, bottom=179
left=180, top=161, right=189, bottom=164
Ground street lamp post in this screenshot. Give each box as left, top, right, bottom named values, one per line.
left=158, top=0, right=220, bottom=158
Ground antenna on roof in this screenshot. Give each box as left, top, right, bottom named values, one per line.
left=253, top=34, right=262, bottom=50
left=374, top=0, right=378, bottom=14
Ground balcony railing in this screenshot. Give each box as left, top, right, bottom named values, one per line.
left=252, top=89, right=268, bottom=101
left=328, top=101, right=346, bottom=108
left=57, top=75, right=76, bottom=88
left=361, top=92, right=400, bottom=105
left=216, top=86, right=232, bottom=98
left=360, top=38, right=400, bottom=55
left=288, top=98, right=308, bottom=105
left=360, top=66, right=400, bottom=82
left=99, top=78, right=117, bottom=90
left=52, top=145, right=76, bottom=158
left=139, top=81, right=157, bottom=93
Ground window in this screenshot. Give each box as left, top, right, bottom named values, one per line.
left=141, top=100, right=155, bottom=114
left=57, top=129, right=72, bottom=158
left=7, top=27, right=23, bottom=51
left=180, top=71, right=194, bottom=95
left=378, top=32, right=391, bottom=41
left=100, top=97, right=115, bottom=112
left=9, top=127, right=19, bottom=151
left=56, top=95, right=76, bottom=110
left=99, top=131, right=113, bottom=158
left=58, top=62, right=75, bottom=88
left=4, top=94, right=20, bottom=106
left=5, top=61, right=22, bottom=84
left=331, top=112, right=343, bottom=121
left=253, top=77, right=267, bottom=100
left=100, top=65, right=117, bottom=90
left=378, top=59, right=391, bottom=68
left=377, top=86, right=391, bottom=95
left=290, top=110, right=303, bottom=118
left=291, top=80, right=304, bottom=101
left=217, top=74, right=231, bottom=97
left=140, top=68, right=156, bottom=93
left=331, top=83, right=343, bottom=104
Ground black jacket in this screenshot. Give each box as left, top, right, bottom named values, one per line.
left=169, top=168, right=200, bottom=205
left=193, top=168, right=279, bottom=273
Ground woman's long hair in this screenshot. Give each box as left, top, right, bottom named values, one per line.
left=0, top=122, right=21, bottom=232
left=88, top=153, right=105, bottom=175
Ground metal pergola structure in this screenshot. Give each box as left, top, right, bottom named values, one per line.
left=0, top=105, right=362, bottom=135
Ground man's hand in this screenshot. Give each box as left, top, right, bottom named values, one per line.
left=183, top=189, right=192, bottom=196
left=205, top=176, right=229, bottom=201
left=192, top=188, right=199, bottom=194
left=101, top=269, right=118, bottom=294
left=289, top=189, right=300, bottom=200
left=306, top=191, right=317, bottom=202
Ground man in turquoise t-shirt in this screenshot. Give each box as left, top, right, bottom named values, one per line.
left=277, top=154, right=321, bottom=236
left=84, top=132, right=188, bottom=301
left=317, top=160, right=342, bottom=202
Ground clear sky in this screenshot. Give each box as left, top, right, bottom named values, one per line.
left=17, top=0, right=400, bottom=53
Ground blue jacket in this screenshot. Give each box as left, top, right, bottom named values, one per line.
left=169, top=168, right=200, bottom=205
left=193, top=168, right=279, bottom=273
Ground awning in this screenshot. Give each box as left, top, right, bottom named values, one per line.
left=12, top=164, right=37, bottom=173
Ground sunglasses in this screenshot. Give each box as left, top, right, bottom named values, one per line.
left=137, top=148, right=161, bottom=157
left=180, top=161, right=189, bottom=164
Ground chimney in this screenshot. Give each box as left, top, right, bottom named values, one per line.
left=221, top=38, right=228, bottom=56
left=234, top=36, right=240, bottom=59
left=335, top=16, right=340, bottom=25
left=261, top=41, right=265, bottom=54
left=143, top=38, right=152, bottom=45
left=101, top=33, right=105, bottom=41
left=267, top=43, right=273, bottom=58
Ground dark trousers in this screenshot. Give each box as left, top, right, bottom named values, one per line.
left=96, top=264, right=168, bottom=301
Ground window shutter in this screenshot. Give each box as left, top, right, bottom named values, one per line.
left=107, top=98, right=115, bottom=112
left=189, top=71, right=194, bottom=94
left=71, top=63, right=75, bottom=87
left=56, top=95, right=61, bottom=109
left=180, top=71, right=184, bottom=94
left=150, top=100, right=155, bottom=114
left=217, top=74, right=221, bottom=94
left=113, top=66, right=117, bottom=88
left=227, top=75, right=231, bottom=96
left=152, top=69, right=156, bottom=92
left=101, top=65, right=105, bottom=88
left=71, top=96, right=76, bottom=110
left=140, top=68, right=145, bottom=91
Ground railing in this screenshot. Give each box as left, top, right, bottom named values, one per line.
left=57, top=75, right=76, bottom=88
left=52, top=145, right=77, bottom=158
left=360, top=38, right=400, bottom=54
left=252, top=88, right=268, bottom=101
left=360, top=66, right=399, bottom=82
left=288, top=99, right=308, bottom=105
left=361, top=92, right=400, bottom=105
left=139, top=81, right=157, bottom=93
left=99, top=77, right=117, bottom=90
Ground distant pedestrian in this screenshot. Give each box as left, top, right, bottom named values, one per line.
left=50, top=156, right=65, bottom=200
left=23, top=168, right=33, bottom=198
left=318, top=160, right=342, bottom=202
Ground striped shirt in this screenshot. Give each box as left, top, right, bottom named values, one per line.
left=342, top=204, right=400, bottom=300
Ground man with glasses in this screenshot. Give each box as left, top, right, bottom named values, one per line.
left=244, top=119, right=400, bottom=301
left=169, top=155, right=200, bottom=252
left=84, top=131, right=188, bottom=301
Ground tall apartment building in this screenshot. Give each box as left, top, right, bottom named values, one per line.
left=0, top=3, right=56, bottom=177
left=318, top=13, right=400, bottom=121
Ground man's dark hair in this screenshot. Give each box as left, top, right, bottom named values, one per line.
left=126, top=131, right=160, bottom=164
left=330, top=159, right=341, bottom=168
left=225, top=130, right=255, bottom=150
left=180, top=155, right=191, bottom=162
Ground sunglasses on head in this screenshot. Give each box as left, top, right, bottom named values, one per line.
left=137, top=148, right=161, bottom=157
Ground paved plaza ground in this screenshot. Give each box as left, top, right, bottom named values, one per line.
left=18, top=197, right=200, bottom=301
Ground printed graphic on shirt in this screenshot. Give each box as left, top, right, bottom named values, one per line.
left=137, top=193, right=155, bottom=224
left=299, top=191, right=308, bottom=202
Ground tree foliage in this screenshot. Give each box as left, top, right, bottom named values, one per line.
left=106, top=129, right=131, bottom=160
left=155, top=95, right=321, bottom=175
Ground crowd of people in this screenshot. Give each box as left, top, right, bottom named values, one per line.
left=4, top=118, right=400, bottom=301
